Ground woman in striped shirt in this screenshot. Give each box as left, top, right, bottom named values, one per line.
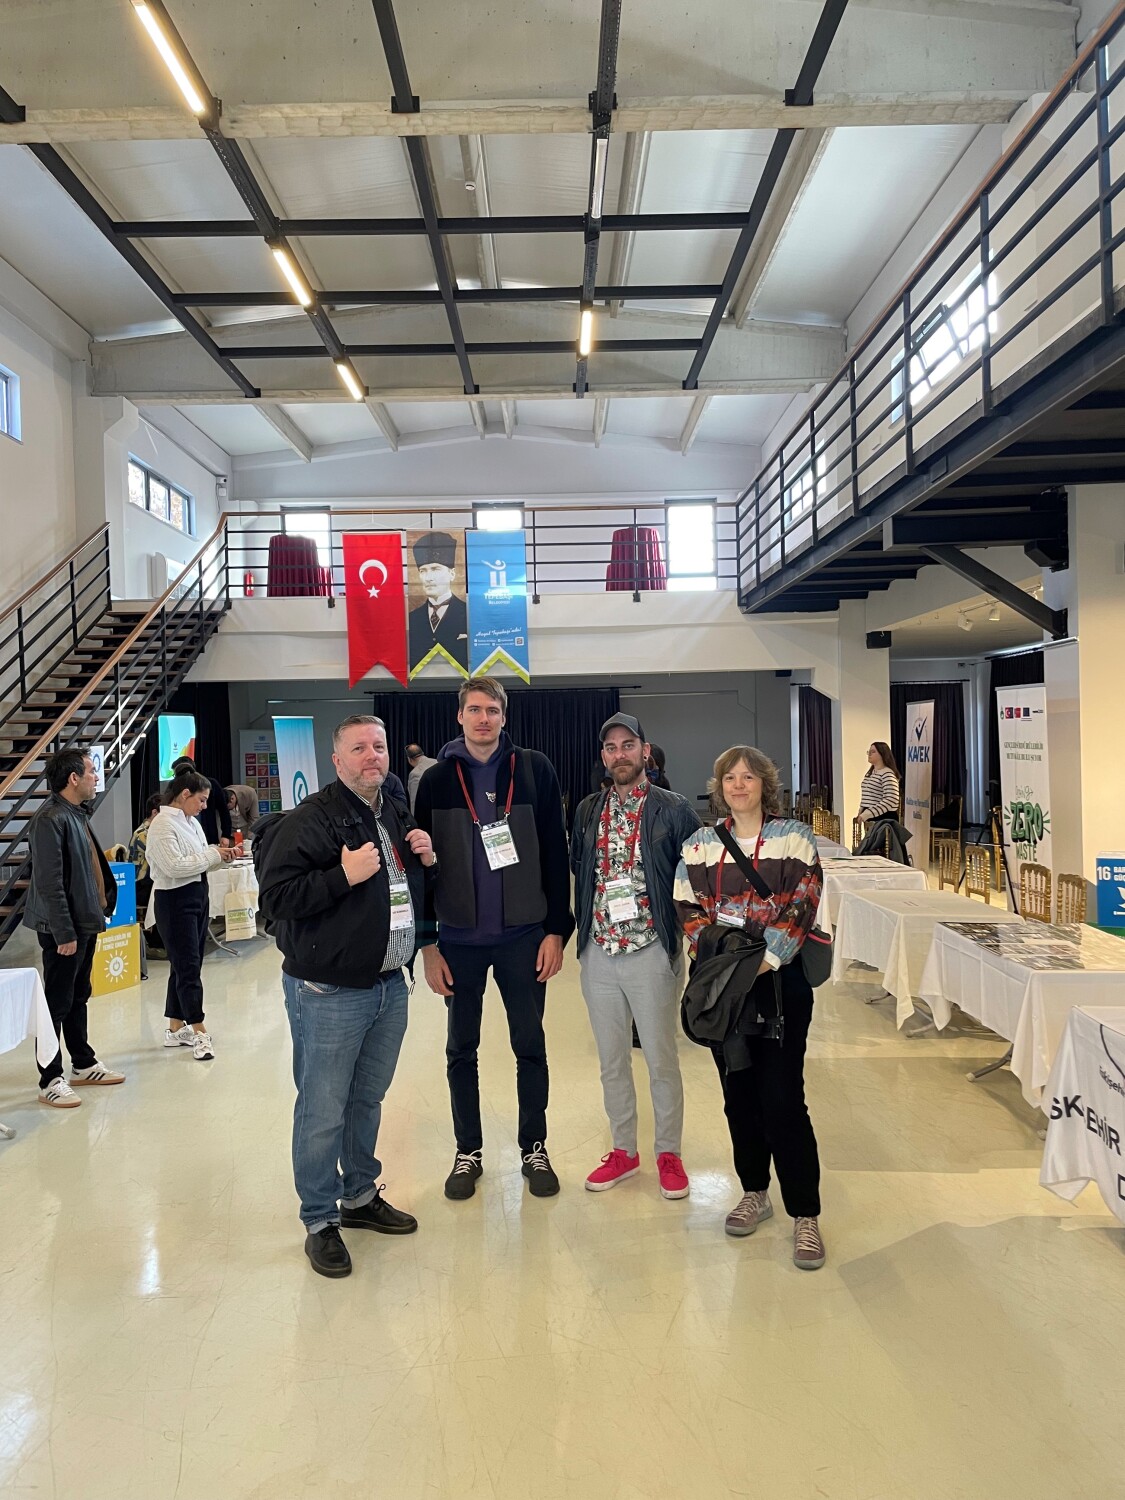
left=673, top=745, right=826, bottom=1270
left=858, top=741, right=900, bottom=824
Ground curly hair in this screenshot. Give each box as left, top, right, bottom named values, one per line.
left=708, top=745, right=783, bottom=820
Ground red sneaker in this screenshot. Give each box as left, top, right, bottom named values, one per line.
left=657, top=1153, right=690, bottom=1200
left=585, top=1149, right=640, bottom=1192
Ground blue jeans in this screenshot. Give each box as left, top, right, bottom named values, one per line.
left=283, top=969, right=409, bottom=1232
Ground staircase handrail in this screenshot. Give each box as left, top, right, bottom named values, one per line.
left=0, top=524, right=111, bottom=629
left=0, top=517, right=229, bottom=802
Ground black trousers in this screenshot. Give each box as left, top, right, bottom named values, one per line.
left=37, top=930, right=99, bottom=1087
left=442, top=928, right=548, bottom=1154
left=155, top=879, right=209, bottom=1027
left=711, top=963, right=821, bottom=1218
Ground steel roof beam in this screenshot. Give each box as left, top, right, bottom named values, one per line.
left=920, top=544, right=1067, bottom=638
left=170, top=283, right=724, bottom=307
left=575, top=0, right=623, bottom=399
left=684, top=0, right=850, bottom=390
left=220, top=338, right=701, bottom=359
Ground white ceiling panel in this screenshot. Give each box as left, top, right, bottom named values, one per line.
left=518, top=399, right=593, bottom=432
left=699, top=394, right=797, bottom=446
left=640, top=131, right=773, bottom=215
left=0, top=145, right=172, bottom=337
left=752, top=125, right=980, bottom=327
left=252, top=137, right=418, bottom=219
left=624, top=229, right=741, bottom=301
left=385, top=402, right=475, bottom=434
left=606, top=396, right=695, bottom=439
left=67, top=140, right=250, bottom=220
left=176, top=405, right=291, bottom=456
left=280, top=403, right=382, bottom=446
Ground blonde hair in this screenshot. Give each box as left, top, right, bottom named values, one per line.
left=708, top=745, right=782, bottom=820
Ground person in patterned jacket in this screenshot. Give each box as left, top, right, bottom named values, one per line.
left=673, top=745, right=827, bottom=1270
left=570, top=714, right=702, bottom=1200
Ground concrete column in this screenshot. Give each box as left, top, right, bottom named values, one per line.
left=825, top=600, right=890, bottom=820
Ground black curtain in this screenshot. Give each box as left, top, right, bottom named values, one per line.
left=890, top=682, right=966, bottom=803
left=797, top=685, right=833, bottom=805
left=130, top=681, right=233, bottom=828
left=372, top=685, right=620, bottom=826
left=987, top=649, right=1044, bottom=807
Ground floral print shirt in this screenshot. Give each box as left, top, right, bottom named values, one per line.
left=592, top=782, right=658, bottom=955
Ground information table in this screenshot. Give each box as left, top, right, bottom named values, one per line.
left=0, top=967, right=58, bottom=1139
left=819, top=856, right=929, bottom=933
left=918, top=922, right=1125, bottom=1105
left=206, top=861, right=260, bottom=947
left=816, top=838, right=852, bottom=861
left=831, top=889, right=1025, bottom=1028
left=1040, top=1005, right=1125, bottom=1226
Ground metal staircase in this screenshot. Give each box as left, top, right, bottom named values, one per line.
left=0, top=520, right=230, bottom=948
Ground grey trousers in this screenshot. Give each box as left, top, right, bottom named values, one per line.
left=579, top=938, right=685, bottom=1157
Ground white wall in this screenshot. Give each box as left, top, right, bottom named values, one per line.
left=0, top=300, right=78, bottom=600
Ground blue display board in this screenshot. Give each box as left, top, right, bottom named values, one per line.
left=1096, top=854, right=1125, bottom=926
left=106, top=861, right=137, bottom=928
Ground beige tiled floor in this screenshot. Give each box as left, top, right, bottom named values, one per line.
left=0, top=935, right=1121, bottom=1500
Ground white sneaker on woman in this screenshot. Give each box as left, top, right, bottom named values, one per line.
left=164, top=1027, right=195, bottom=1048
left=192, top=1031, right=215, bottom=1061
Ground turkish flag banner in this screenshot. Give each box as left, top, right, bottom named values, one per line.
left=343, top=533, right=408, bottom=687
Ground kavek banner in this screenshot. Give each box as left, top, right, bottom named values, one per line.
left=466, top=528, right=530, bottom=682
left=903, top=699, right=934, bottom=861
left=996, top=684, right=1052, bottom=898
left=273, top=716, right=319, bottom=810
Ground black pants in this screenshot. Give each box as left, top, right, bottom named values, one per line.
left=155, top=880, right=209, bottom=1027
left=37, top=930, right=99, bottom=1087
left=711, top=963, right=821, bottom=1218
left=442, top=928, right=548, bottom=1154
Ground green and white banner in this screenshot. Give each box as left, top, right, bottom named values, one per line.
left=996, top=684, right=1052, bottom=896
left=272, top=716, right=319, bottom=810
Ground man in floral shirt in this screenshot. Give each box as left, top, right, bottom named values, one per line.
left=570, top=714, right=701, bottom=1199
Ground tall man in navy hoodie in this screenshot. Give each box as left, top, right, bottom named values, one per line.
left=414, top=677, right=573, bottom=1199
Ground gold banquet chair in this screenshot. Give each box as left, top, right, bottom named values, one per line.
left=1056, top=873, right=1087, bottom=926
left=1019, top=862, right=1052, bottom=924
left=935, top=836, right=961, bottom=891
left=851, top=815, right=866, bottom=852
left=965, top=846, right=992, bottom=904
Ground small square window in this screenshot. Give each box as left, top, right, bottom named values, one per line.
left=0, top=364, right=21, bottom=441
left=474, top=505, right=524, bottom=531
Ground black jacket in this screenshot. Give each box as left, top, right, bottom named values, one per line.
left=197, top=774, right=233, bottom=846
left=855, top=815, right=913, bottom=864
left=256, top=780, right=434, bottom=987
left=414, top=737, right=574, bottom=943
left=408, top=594, right=469, bottom=671
left=23, top=794, right=117, bottom=943
left=681, top=926, right=779, bottom=1071
left=570, top=783, right=702, bottom=957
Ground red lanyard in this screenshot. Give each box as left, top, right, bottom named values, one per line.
left=455, top=753, right=516, bottom=825
left=600, top=785, right=646, bottom=878
left=715, top=817, right=763, bottom=897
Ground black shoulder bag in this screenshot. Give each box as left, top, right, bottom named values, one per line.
left=714, top=822, right=833, bottom=988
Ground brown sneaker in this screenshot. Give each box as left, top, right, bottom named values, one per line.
left=793, top=1216, right=826, bottom=1270
left=724, top=1190, right=773, bottom=1237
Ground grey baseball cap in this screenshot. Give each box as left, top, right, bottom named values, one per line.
left=599, top=712, right=646, bottom=744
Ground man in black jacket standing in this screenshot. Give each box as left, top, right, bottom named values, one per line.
left=415, top=677, right=573, bottom=1200
left=257, top=714, right=435, bottom=1279
left=23, top=748, right=125, bottom=1108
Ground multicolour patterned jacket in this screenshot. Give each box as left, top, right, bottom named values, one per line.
left=673, top=818, right=823, bottom=968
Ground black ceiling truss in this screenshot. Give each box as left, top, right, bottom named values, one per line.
left=221, top=339, right=700, bottom=359
left=114, top=213, right=751, bottom=237
left=575, top=0, right=623, bottom=398
left=683, top=0, right=850, bottom=390
left=169, top=284, right=724, bottom=308
left=920, top=544, right=1068, bottom=639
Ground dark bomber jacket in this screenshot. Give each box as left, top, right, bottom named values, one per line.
left=256, top=780, right=434, bottom=987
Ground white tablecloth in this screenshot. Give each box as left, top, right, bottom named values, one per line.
left=1040, top=1006, right=1125, bottom=1225
left=816, top=838, right=852, bottom=860
left=831, top=889, right=1025, bottom=1028
left=0, top=967, right=59, bottom=1069
left=919, top=923, right=1125, bottom=1105
left=819, top=857, right=929, bottom=932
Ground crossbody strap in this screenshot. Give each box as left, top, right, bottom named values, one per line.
left=714, top=821, right=775, bottom=903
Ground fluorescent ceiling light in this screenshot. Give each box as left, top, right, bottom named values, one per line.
left=271, top=246, right=313, bottom=308
left=335, top=360, right=365, bottom=401
left=590, top=135, right=609, bottom=221
left=578, top=307, right=594, bottom=358
left=131, top=2, right=207, bottom=116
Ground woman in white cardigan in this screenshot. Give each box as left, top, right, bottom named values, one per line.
left=146, top=770, right=239, bottom=1061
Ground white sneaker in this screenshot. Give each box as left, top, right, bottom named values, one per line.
left=192, top=1031, right=215, bottom=1061
left=39, top=1078, right=81, bottom=1109
left=70, top=1063, right=125, bottom=1085
left=164, top=1027, right=195, bottom=1048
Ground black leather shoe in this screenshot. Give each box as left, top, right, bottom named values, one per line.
left=340, top=1188, right=418, bottom=1235
left=304, top=1224, right=352, bottom=1278
left=521, top=1143, right=560, bottom=1197
left=444, top=1151, right=483, bottom=1200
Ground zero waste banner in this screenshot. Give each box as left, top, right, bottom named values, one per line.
left=466, top=529, right=530, bottom=682
left=272, top=716, right=319, bottom=810
left=996, top=684, right=1052, bottom=899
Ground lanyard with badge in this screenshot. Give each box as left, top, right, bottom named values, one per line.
left=456, top=754, right=520, bottom=871
left=601, top=787, right=646, bottom=923
left=714, top=819, right=764, bottom=927
left=384, top=839, right=414, bottom=931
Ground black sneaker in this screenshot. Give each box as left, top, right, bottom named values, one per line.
left=444, top=1151, right=483, bottom=1200
left=521, top=1143, right=560, bottom=1197
left=340, top=1187, right=418, bottom=1235
left=304, top=1224, right=352, bottom=1278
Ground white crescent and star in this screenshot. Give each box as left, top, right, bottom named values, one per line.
left=358, top=557, right=389, bottom=597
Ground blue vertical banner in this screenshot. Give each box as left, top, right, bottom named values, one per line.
left=272, top=716, right=319, bottom=809
left=466, top=529, right=531, bottom=683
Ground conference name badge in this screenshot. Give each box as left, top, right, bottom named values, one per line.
left=480, top=820, right=520, bottom=871
left=389, top=879, right=414, bottom=931
left=716, top=898, right=745, bottom=928
left=605, top=876, right=639, bottom=923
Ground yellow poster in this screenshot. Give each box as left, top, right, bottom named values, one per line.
left=91, top=924, right=141, bottom=996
